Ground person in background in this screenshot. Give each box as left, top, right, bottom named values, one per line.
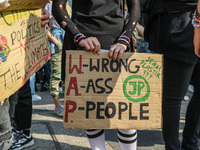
left=193, top=2, right=200, bottom=139
left=182, top=59, right=200, bottom=149
left=135, top=23, right=150, bottom=53
left=36, top=62, right=51, bottom=92
left=181, top=1, right=200, bottom=149
left=144, top=0, right=199, bottom=149
left=9, top=9, right=50, bottom=150
left=0, top=38, right=13, bottom=150
left=45, top=0, right=67, bottom=117
left=53, top=0, right=139, bottom=149
left=9, top=80, right=33, bottom=150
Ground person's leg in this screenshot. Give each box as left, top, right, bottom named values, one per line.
left=30, top=73, right=41, bottom=101
left=162, top=57, right=195, bottom=150
left=43, top=60, right=51, bottom=84
left=14, top=80, right=32, bottom=131
left=9, top=91, right=18, bottom=126
left=0, top=99, right=13, bottom=150
left=8, top=92, right=20, bottom=145
left=10, top=80, right=34, bottom=149
left=182, top=61, right=200, bottom=150
left=37, top=68, right=47, bottom=91
left=118, top=129, right=137, bottom=150
left=85, top=129, right=106, bottom=150
left=50, top=41, right=63, bottom=117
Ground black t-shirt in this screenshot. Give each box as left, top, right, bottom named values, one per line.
left=52, top=0, right=139, bottom=49
left=72, top=0, right=124, bottom=49
left=52, top=0, right=139, bottom=80
left=72, top=0, right=124, bottom=35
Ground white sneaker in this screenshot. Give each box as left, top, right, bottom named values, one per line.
left=10, top=132, right=34, bottom=149
left=54, top=106, right=63, bottom=117
left=32, top=94, right=41, bottom=101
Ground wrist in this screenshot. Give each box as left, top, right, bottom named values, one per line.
left=74, top=33, right=86, bottom=44
left=194, top=26, right=200, bottom=31
left=118, top=35, right=130, bottom=43
left=116, top=35, right=130, bottom=50
left=192, top=9, right=200, bottom=27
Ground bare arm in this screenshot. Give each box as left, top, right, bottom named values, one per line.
left=41, top=9, right=50, bottom=27
left=136, top=24, right=144, bottom=38
left=47, top=31, right=59, bottom=45
left=194, top=2, right=200, bottom=57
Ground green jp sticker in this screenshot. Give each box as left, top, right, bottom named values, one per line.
left=123, top=75, right=150, bottom=102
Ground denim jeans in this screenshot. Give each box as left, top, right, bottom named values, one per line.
left=162, top=57, right=195, bottom=150
left=49, top=28, right=65, bottom=55
left=43, top=61, right=51, bottom=83
left=0, top=99, right=13, bottom=150
left=136, top=39, right=150, bottom=53
left=30, top=73, right=36, bottom=94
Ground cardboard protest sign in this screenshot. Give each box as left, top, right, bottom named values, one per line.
left=64, top=51, right=163, bottom=129
left=0, top=8, right=51, bottom=103
left=1, top=0, right=49, bottom=12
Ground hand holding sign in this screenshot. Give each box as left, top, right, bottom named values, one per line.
left=78, top=37, right=101, bottom=55
left=109, top=43, right=127, bottom=61
left=41, top=9, right=49, bottom=27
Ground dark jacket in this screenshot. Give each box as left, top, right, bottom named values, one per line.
left=144, top=0, right=198, bottom=64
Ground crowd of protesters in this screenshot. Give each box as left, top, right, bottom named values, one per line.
left=1, top=0, right=200, bottom=150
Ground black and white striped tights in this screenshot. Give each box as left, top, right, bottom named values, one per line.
left=86, top=129, right=137, bottom=150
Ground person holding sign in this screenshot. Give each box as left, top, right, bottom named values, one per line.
left=8, top=9, right=50, bottom=150
left=45, top=1, right=65, bottom=118
left=52, top=0, right=139, bottom=149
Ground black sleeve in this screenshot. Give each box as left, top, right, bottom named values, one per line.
left=52, top=0, right=140, bottom=46
left=116, top=0, right=140, bottom=48
left=52, top=0, right=80, bottom=40
left=124, top=0, right=140, bottom=37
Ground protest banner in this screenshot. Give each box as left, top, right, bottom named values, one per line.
left=64, top=51, right=163, bottom=129
left=0, top=0, right=49, bottom=12
left=0, top=8, right=51, bottom=103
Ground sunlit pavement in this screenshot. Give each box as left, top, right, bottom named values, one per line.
left=25, top=89, right=198, bottom=150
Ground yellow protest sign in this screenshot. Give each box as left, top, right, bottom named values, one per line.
left=0, top=8, right=51, bottom=103
left=64, top=51, right=163, bottom=129
left=1, top=0, right=49, bottom=12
